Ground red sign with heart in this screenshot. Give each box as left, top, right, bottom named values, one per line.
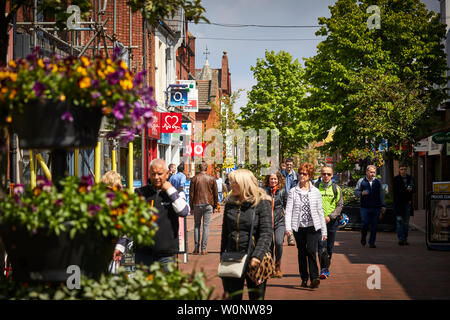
left=161, top=112, right=182, bottom=133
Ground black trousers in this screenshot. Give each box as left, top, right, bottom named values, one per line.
left=222, top=275, right=267, bottom=300
left=293, top=226, right=321, bottom=282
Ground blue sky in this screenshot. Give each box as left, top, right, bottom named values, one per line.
left=188, top=0, right=441, bottom=113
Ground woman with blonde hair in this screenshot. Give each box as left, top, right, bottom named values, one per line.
left=101, top=170, right=123, bottom=190
left=220, top=169, right=273, bottom=300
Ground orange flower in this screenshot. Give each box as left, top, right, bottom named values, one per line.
left=78, top=77, right=91, bottom=89
left=78, top=186, right=88, bottom=194
left=146, top=274, right=154, bottom=281
left=140, top=218, right=146, bottom=224
left=115, top=224, right=123, bottom=229
left=33, top=188, right=42, bottom=196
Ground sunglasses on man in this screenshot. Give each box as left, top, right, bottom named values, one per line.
left=321, top=173, right=332, bottom=176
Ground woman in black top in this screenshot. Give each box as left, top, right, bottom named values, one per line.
left=263, top=171, right=287, bottom=277
left=220, top=169, right=273, bottom=300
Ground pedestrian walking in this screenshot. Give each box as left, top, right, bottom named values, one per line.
left=169, top=163, right=187, bottom=192
left=190, top=163, right=218, bottom=255
left=168, top=163, right=176, bottom=180
left=281, top=158, right=298, bottom=246
left=393, top=163, right=416, bottom=246
left=285, top=162, right=327, bottom=289
left=315, top=166, right=343, bottom=279
left=354, top=165, right=386, bottom=248
left=216, top=171, right=227, bottom=203
left=220, top=169, right=273, bottom=300
left=263, top=171, right=287, bottom=278
left=112, top=159, right=189, bottom=270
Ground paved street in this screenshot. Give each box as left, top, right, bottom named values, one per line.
left=179, top=208, right=450, bottom=300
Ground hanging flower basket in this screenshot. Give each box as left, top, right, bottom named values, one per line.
left=11, top=99, right=103, bottom=149
left=0, top=223, right=114, bottom=282
left=0, top=46, right=156, bottom=147
left=0, top=175, right=158, bottom=283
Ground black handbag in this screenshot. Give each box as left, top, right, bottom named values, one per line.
left=218, top=207, right=255, bottom=278
left=319, top=240, right=330, bottom=269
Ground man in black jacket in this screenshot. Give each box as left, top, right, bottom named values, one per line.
left=393, top=164, right=416, bottom=246
left=113, top=159, right=189, bottom=269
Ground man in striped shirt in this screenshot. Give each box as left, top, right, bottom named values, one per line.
left=113, top=159, right=189, bottom=270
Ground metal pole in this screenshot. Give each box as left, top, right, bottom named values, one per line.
left=29, top=150, right=36, bottom=188
left=112, top=141, right=117, bottom=172
left=128, top=142, right=133, bottom=193
left=129, top=6, right=132, bottom=67
left=74, top=149, right=79, bottom=177
left=95, top=141, right=101, bottom=183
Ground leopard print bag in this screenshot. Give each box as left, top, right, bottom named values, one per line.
left=246, top=252, right=274, bottom=285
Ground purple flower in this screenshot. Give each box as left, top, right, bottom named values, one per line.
left=133, top=70, right=147, bottom=87
left=88, top=204, right=102, bottom=217
left=106, top=192, right=115, bottom=206
left=13, top=184, right=25, bottom=196
left=54, top=198, right=64, bottom=206
left=107, top=68, right=125, bottom=86
left=91, top=79, right=100, bottom=89
left=121, top=130, right=135, bottom=143
left=91, top=91, right=101, bottom=99
left=31, top=205, right=38, bottom=213
left=112, top=46, right=122, bottom=61
left=61, top=111, right=74, bottom=122
left=14, top=195, right=23, bottom=207
left=80, top=175, right=94, bottom=187
left=42, top=181, right=53, bottom=193
left=112, top=100, right=126, bottom=120
left=32, top=82, right=46, bottom=97
left=26, top=47, right=40, bottom=62
left=36, top=175, right=45, bottom=188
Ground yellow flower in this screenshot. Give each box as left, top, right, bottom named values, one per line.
left=37, top=59, right=44, bottom=69
left=80, top=56, right=90, bottom=67
left=9, top=73, right=17, bottom=82
left=120, top=79, right=133, bottom=90
left=140, top=218, right=146, bottom=224
left=8, top=60, right=16, bottom=68
left=9, top=89, right=17, bottom=99
left=146, top=274, right=154, bottom=281
left=105, top=65, right=115, bottom=75
left=106, top=58, right=113, bottom=65
left=59, top=94, right=66, bottom=102
left=76, top=66, right=87, bottom=76
left=120, top=61, right=128, bottom=70
left=97, top=70, right=106, bottom=79
left=5, top=116, right=12, bottom=123
left=101, top=100, right=107, bottom=106
left=78, top=77, right=91, bottom=89
left=52, top=64, right=58, bottom=73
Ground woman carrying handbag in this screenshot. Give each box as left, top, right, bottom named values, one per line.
left=219, top=169, right=273, bottom=300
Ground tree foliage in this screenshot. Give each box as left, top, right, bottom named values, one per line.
left=239, top=50, right=314, bottom=161
left=304, top=0, right=448, bottom=160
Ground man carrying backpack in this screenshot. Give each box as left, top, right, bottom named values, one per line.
left=315, top=165, right=343, bottom=280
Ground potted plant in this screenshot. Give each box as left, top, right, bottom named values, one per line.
left=0, top=175, right=158, bottom=283
left=0, top=264, right=214, bottom=300
left=0, top=46, right=156, bottom=149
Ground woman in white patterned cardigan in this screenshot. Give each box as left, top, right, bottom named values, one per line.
left=285, top=162, right=327, bottom=289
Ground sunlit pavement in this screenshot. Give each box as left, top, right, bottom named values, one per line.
left=178, top=208, right=450, bottom=300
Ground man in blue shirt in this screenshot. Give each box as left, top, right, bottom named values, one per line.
left=281, top=158, right=298, bottom=193
left=169, top=163, right=186, bottom=192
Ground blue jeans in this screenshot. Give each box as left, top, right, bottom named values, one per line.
left=360, top=207, right=381, bottom=245
left=396, top=205, right=411, bottom=242
left=194, top=204, right=213, bottom=251
left=218, top=192, right=223, bottom=203
left=318, top=218, right=339, bottom=269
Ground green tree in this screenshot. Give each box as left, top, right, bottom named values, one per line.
left=239, top=50, right=315, bottom=162
left=304, top=0, right=448, bottom=159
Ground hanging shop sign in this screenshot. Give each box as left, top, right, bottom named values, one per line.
left=169, top=88, right=188, bottom=107
left=148, top=111, right=160, bottom=139
left=432, top=132, right=450, bottom=144
left=160, top=112, right=182, bottom=133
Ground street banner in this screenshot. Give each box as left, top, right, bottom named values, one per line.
left=426, top=193, right=450, bottom=251
left=161, top=112, right=182, bottom=133
left=148, top=111, right=160, bottom=139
